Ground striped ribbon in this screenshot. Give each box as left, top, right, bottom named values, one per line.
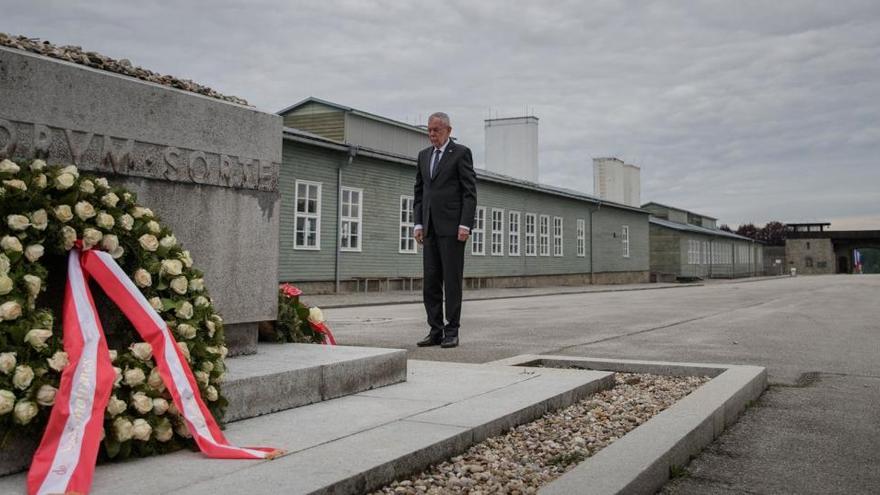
left=308, top=321, right=336, bottom=345
left=27, top=249, right=281, bottom=495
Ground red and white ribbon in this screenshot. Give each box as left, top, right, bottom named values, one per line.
left=308, top=321, right=336, bottom=345
left=28, top=249, right=281, bottom=495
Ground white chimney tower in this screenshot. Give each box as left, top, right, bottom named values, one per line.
left=593, top=157, right=640, bottom=207
left=484, top=116, right=539, bottom=182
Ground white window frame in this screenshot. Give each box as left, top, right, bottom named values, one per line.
left=525, top=213, right=537, bottom=257
left=622, top=225, right=630, bottom=258
left=294, top=180, right=321, bottom=250
left=508, top=211, right=521, bottom=256
left=472, top=206, right=486, bottom=255
left=398, top=195, right=417, bottom=254
left=491, top=208, right=505, bottom=256
left=576, top=218, right=586, bottom=257
left=553, top=216, right=564, bottom=257
left=339, top=187, right=363, bottom=252
left=539, top=215, right=550, bottom=257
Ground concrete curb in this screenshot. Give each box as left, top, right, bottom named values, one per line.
left=489, top=355, right=767, bottom=495
left=316, top=283, right=703, bottom=309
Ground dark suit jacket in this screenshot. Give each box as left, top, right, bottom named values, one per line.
left=413, top=140, right=477, bottom=237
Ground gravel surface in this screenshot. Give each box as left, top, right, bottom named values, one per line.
left=372, top=372, right=709, bottom=495
left=0, top=32, right=249, bottom=106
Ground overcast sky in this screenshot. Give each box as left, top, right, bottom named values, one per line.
left=4, top=1, right=879, bottom=229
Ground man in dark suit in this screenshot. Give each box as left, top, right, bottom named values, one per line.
left=413, top=112, right=477, bottom=348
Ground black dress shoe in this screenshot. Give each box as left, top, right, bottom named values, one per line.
left=416, top=334, right=442, bottom=347
left=440, top=336, right=459, bottom=348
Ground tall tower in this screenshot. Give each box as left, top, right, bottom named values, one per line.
left=484, top=116, right=539, bottom=182
left=593, top=157, right=640, bottom=207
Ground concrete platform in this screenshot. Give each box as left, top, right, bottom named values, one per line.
left=0, top=360, right=613, bottom=495
left=490, top=355, right=767, bottom=495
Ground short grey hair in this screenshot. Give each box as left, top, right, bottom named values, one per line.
left=428, top=112, right=451, bottom=127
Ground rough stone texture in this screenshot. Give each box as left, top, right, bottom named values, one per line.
left=0, top=46, right=281, bottom=337
left=591, top=270, right=650, bottom=285
left=785, top=238, right=835, bottom=275
left=224, top=322, right=259, bottom=356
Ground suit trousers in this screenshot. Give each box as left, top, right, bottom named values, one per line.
left=422, top=225, right=466, bottom=338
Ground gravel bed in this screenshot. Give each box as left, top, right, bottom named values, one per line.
left=0, top=32, right=249, bottom=106
left=372, top=372, right=709, bottom=495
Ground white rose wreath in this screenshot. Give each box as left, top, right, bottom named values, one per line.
left=0, top=158, right=228, bottom=460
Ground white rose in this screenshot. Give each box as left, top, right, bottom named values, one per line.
left=109, top=349, right=118, bottom=362
left=147, top=220, right=160, bottom=234
left=23, top=274, right=41, bottom=297
left=79, top=179, right=95, bottom=194
left=1, top=235, right=23, bottom=252
left=138, top=234, right=159, bottom=252
left=60, top=165, right=79, bottom=178
left=147, top=367, right=165, bottom=392
left=178, top=250, right=193, bottom=268
left=30, top=159, right=47, bottom=171
left=129, top=342, right=153, bottom=361
left=160, top=259, right=183, bottom=277
left=123, top=367, right=146, bottom=387
left=0, top=390, right=14, bottom=415
left=95, top=177, right=109, bottom=189
left=167, top=401, right=179, bottom=416
left=0, top=275, right=12, bottom=295
left=148, top=297, right=163, bottom=312
left=54, top=173, right=76, bottom=190
left=101, top=234, right=119, bottom=253
left=189, top=278, right=204, bottom=292
left=119, top=213, right=134, bottom=231
left=81, top=228, right=103, bottom=250
left=30, top=209, right=48, bottom=230
left=24, top=329, right=52, bottom=350
left=177, top=342, right=191, bottom=362
left=32, top=173, right=47, bottom=189
left=132, top=418, right=152, bottom=441
left=14, top=400, right=38, bottom=425
left=54, top=205, right=74, bottom=222
left=175, top=301, right=193, bottom=320
left=193, top=370, right=209, bottom=386
left=0, top=352, right=16, bottom=374
left=131, top=206, right=148, bottom=219
left=155, top=418, right=173, bottom=442
left=177, top=323, right=197, bottom=339
left=12, top=365, right=34, bottom=390
left=133, top=269, right=152, bottom=288
left=25, top=244, right=44, bottom=262
left=7, top=214, right=30, bottom=231
left=96, top=212, right=115, bottom=229
left=113, top=367, right=122, bottom=388
left=0, top=253, right=8, bottom=274
left=113, top=417, right=133, bottom=442
left=205, top=320, right=216, bottom=338
left=174, top=419, right=192, bottom=438
left=0, top=159, right=20, bottom=173
left=219, top=345, right=228, bottom=359
left=159, top=235, right=177, bottom=249
left=3, top=179, right=27, bottom=191
left=194, top=296, right=210, bottom=308
left=36, top=384, right=57, bottom=406
left=74, top=201, right=96, bottom=220
left=0, top=301, right=22, bottom=321
left=110, top=246, right=124, bottom=259
left=200, top=360, right=214, bottom=373
left=152, top=397, right=169, bottom=415
left=131, top=392, right=153, bottom=414
left=170, top=276, right=188, bottom=295
left=46, top=351, right=69, bottom=372
left=106, top=395, right=127, bottom=416
left=61, top=226, right=77, bottom=250
left=308, top=307, right=325, bottom=324
left=205, top=385, right=219, bottom=402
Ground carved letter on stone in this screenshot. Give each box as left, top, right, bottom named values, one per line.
left=0, top=119, right=17, bottom=159
left=239, top=157, right=257, bottom=189
left=102, top=135, right=134, bottom=174
left=163, top=147, right=184, bottom=181
left=33, top=124, right=52, bottom=158
left=188, top=150, right=210, bottom=184
left=64, top=129, right=94, bottom=167
left=219, top=154, right=243, bottom=188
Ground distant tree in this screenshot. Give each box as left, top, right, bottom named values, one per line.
left=719, top=224, right=733, bottom=232
left=736, top=223, right=760, bottom=240
left=760, top=221, right=786, bottom=246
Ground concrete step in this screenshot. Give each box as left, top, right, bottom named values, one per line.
left=0, top=343, right=406, bottom=476
left=0, top=360, right=614, bottom=494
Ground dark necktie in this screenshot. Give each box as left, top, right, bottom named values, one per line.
left=430, top=149, right=441, bottom=179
